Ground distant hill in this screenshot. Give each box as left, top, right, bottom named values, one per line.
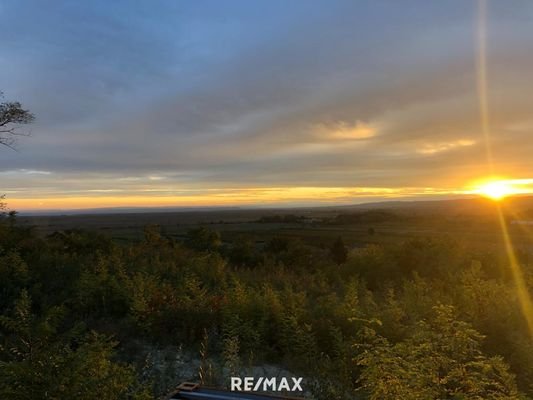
left=335, top=195, right=533, bottom=217
left=17, top=195, right=533, bottom=219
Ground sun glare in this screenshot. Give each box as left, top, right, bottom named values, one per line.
left=478, top=181, right=514, bottom=200
left=472, top=178, right=533, bottom=201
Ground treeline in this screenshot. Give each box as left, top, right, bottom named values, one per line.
left=257, top=214, right=307, bottom=223
left=331, top=210, right=401, bottom=224
left=255, top=209, right=401, bottom=225
left=1, top=212, right=533, bottom=399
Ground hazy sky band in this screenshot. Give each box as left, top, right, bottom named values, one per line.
left=1, top=1, right=533, bottom=209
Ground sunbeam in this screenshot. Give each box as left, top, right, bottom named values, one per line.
left=476, top=0, right=533, bottom=338
left=496, top=205, right=533, bottom=336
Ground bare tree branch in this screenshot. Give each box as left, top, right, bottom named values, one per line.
left=0, top=91, right=34, bottom=149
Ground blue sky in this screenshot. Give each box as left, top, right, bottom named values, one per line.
left=1, top=1, right=533, bottom=209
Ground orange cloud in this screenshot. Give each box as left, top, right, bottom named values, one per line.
left=417, top=139, right=476, bottom=155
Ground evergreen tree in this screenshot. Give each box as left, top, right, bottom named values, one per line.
left=356, top=305, right=520, bottom=399
left=330, top=236, right=348, bottom=265
left=0, top=290, right=146, bottom=400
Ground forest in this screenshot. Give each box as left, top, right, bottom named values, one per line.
left=5, top=0, right=533, bottom=398
left=1, top=199, right=533, bottom=399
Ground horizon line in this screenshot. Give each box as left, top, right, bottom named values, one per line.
left=12, top=194, right=513, bottom=217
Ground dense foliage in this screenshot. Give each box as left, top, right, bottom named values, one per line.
left=1, top=209, right=533, bottom=399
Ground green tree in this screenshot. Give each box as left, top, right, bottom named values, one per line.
left=330, top=236, right=348, bottom=266
left=356, top=304, right=520, bottom=399
left=185, top=227, right=222, bottom=253
left=227, top=236, right=260, bottom=267
left=0, top=290, right=145, bottom=399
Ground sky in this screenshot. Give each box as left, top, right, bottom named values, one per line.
left=1, top=0, right=533, bottom=211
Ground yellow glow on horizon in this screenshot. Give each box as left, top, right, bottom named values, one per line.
left=477, top=181, right=515, bottom=200
left=471, top=178, right=533, bottom=201
left=6, top=178, right=533, bottom=211
left=7, top=185, right=457, bottom=211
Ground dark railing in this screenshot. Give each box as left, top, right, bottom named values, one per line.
left=167, top=382, right=305, bottom=400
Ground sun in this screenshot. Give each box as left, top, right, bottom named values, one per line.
left=477, top=180, right=516, bottom=201
left=471, top=178, right=533, bottom=200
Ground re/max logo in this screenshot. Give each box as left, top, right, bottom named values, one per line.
left=230, top=377, right=303, bottom=392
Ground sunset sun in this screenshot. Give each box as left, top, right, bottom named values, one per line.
left=477, top=180, right=518, bottom=201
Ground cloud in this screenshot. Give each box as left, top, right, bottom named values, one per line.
left=0, top=169, right=52, bottom=175
left=417, top=140, right=477, bottom=155
left=313, top=121, right=378, bottom=141
left=1, top=1, right=533, bottom=208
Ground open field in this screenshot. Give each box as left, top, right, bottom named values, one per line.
left=17, top=197, right=533, bottom=257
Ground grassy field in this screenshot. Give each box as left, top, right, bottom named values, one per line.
left=17, top=197, right=533, bottom=260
